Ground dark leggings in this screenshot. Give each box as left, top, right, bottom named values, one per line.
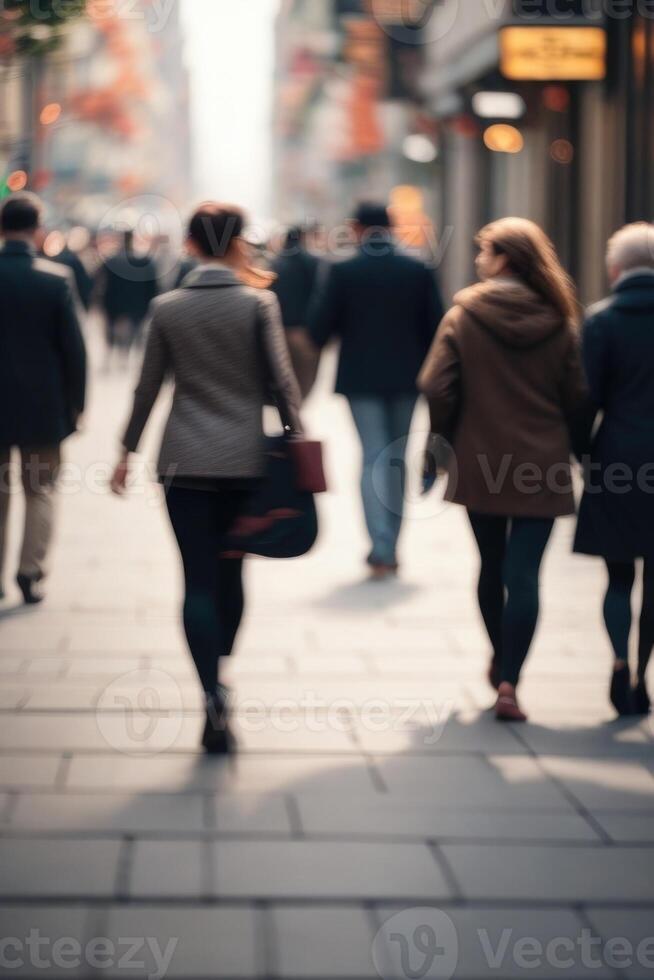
left=468, top=512, right=554, bottom=687
left=604, top=559, right=654, bottom=679
left=165, top=486, right=248, bottom=695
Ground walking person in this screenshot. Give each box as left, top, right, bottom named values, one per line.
left=111, top=203, right=303, bottom=754
left=574, top=223, right=654, bottom=717
left=96, top=229, right=159, bottom=367
left=0, top=193, right=87, bottom=605
left=309, top=202, right=444, bottom=579
left=419, top=218, right=590, bottom=722
left=270, top=225, right=322, bottom=399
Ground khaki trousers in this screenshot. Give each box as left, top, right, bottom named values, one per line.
left=0, top=446, right=61, bottom=583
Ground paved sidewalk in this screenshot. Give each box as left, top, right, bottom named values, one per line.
left=1, top=336, right=653, bottom=979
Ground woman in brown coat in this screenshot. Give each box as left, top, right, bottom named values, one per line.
left=419, top=218, right=589, bottom=722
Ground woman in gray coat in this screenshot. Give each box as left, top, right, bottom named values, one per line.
left=111, top=204, right=303, bottom=752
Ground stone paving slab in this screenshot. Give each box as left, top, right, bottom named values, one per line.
left=99, top=905, right=261, bottom=979
left=373, top=905, right=616, bottom=980
left=585, top=909, right=654, bottom=980
left=272, top=904, right=376, bottom=978
left=441, top=844, right=654, bottom=902
left=0, top=906, right=93, bottom=979
left=0, top=839, right=122, bottom=898
left=295, top=797, right=600, bottom=843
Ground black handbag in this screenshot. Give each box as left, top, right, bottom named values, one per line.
left=220, top=435, right=319, bottom=559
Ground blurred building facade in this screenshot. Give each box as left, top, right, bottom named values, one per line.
left=1, top=0, right=192, bottom=232
left=422, top=0, right=654, bottom=303
left=273, top=0, right=440, bottom=234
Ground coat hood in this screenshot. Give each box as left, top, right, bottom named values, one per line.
left=454, top=279, right=565, bottom=349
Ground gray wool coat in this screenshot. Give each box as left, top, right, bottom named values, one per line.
left=122, top=265, right=303, bottom=479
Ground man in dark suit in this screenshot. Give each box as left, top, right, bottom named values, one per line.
left=95, top=229, right=159, bottom=367
left=0, top=193, right=87, bottom=604
left=309, top=202, right=444, bottom=578
left=270, top=225, right=322, bottom=399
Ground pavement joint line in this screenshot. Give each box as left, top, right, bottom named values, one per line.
left=508, top=727, right=616, bottom=846
left=2, top=831, right=651, bottom=847
left=53, top=753, right=72, bottom=790
left=1, top=897, right=654, bottom=911
left=201, top=838, right=214, bottom=900
left=257, top=901, right=278, bottom=979
left=427, top=840, right=465, bottom=902
left=283, top=794, right=304, bottom=839
left=114, top=835, right=135, bottom=901
left=202, top=794, right=215, bottom=832
left=574, top=905, right=624, bottom=980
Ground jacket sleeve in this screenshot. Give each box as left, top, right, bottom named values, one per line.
left=122, top=302, right=169, bottom=453
left=421, top=267, right=445, bottom=351
left=581, top=312, right=610, bottom=409
left=258, top=291, right=304, bottom=435
left=308, top=263, right=342, bottom=349
left=417, top=309, right=462, bottom=440
left=561, top=326, right=595, bottom=460
left=55, top=275, right=87, bottom=423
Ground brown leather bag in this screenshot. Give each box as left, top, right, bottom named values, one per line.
left=287, top=438, right=327, bottom=494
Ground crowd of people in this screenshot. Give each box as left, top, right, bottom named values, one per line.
left=1, top=190, right=653, bottom=752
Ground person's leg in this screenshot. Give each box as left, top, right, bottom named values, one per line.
left=18, top=446, right=61, bottom=601
left=468, top=511, right=508, bottom=684
left=385, top=394, right=418, bottom=565
left=215, top=556, right=245, bottom=657
left=603, top=560, right=635, bottom=664
left=634, top=558, right=653, bottom=713
left=501, top=517, right=555, bottom=687
left=165, top=487, right=245, bottom=695
left=285, top=328, right=320, bottom=401
left=348, top=397, right=398, bottom=569
left=0, top=449, right=11, bottom=598
left=603, top=559, right=637, bottom=715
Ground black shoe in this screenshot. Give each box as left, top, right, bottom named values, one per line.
left=201, top=685, right=234, bottom=755
left=633, top=679, right=651, bottom=716
left=16, top=574, right=45, bottom=605
left=610, top=664, right=634, bottom=716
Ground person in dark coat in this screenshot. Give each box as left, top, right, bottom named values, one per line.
left=50, top=243, right=93, bottom=311
left=0, top=193, right=87, bottom=604
left=270, top=225, right=322, bottom=399
left=309, top=202, right=444, bottom=578
left=574, top=223, right=654, bottom=717
left=96, top=229, right=159, bottom=366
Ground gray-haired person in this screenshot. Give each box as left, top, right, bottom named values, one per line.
left=575, top=222, right=654, bottom=717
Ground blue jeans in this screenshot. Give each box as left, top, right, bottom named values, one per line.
left=348, top=394, right=417, bottom=568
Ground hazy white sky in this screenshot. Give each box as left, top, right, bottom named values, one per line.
left=180, top=0, right=280, bottom=219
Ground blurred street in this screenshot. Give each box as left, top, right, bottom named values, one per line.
left=0, top=328, right=653, bottom=979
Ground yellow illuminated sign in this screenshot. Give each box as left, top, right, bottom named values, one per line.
left=500, top=26, right=607, bottom=81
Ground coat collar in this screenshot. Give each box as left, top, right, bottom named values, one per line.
left=0, top=239, right=35, bottom=257
left=181, top=264, right=241, bottom=289
left=614, top=268, right=654, bottom=293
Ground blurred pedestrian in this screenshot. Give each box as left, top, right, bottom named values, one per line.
left=420, top=218, right=590, bottom=722
left=309, top=202, right=443, bottom=579
left=0, top=193, right=87, bottom=605
left=95, top=229, right=159, bottom=367
left=111, top=203, right=302, bottom=754
left=270, top=225, right=322, bottom=399
left=574, top=223, right=654, bottom=717
left=50, top=237, right=93, bottom=311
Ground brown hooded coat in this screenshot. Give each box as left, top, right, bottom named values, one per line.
left=418, top=279, right=589, bottom=518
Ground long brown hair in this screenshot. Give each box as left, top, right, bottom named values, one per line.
left=476, top=217, right=579, bottom=328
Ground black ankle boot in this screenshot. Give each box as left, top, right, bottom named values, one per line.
left=202, top=684, right=234, bottom=755
left=610, top=664, right=634, bottom=716
left=633, top=679, right=651, bottom=716
left=16, top=574, right=45, bottom=605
